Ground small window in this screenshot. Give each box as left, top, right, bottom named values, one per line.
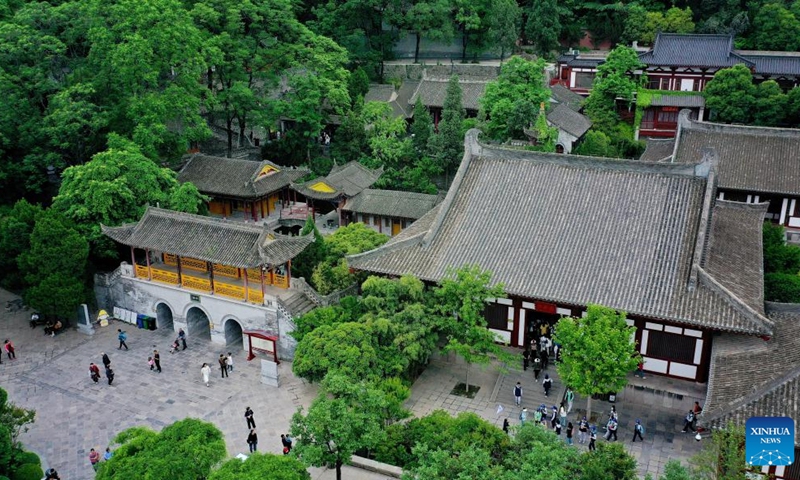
left=484, top=303, right=509, bottom=330
left=384, top=217, right=390, bottom=227
left=373, top=215, right=379, bottom=226
left=364, top=214, right=371, bottom=224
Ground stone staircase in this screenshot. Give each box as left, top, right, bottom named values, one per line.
left=278, top=290, right=317, bottom=320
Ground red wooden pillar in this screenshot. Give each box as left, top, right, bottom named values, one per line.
left=250, top=202, right=257, bottom=222
left=209, top=261, right=215, bottom=294
left=243, top=268, right=249, bottom=302
left=145, top=248, right=152, bottom=280
left=176, top=255, right=183, bottom=284
left=287, top=260, right=292, bottom=288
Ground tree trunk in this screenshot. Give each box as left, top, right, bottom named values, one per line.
left=336, top=459, right=342, bottom=480
left=226, top=117, right=233, bottom=158
left=461, top=31, right=468, bottom=63
left=415, top=32, right=422, bottom=64
left=465, top=362, right=470, bottom=393
left=586, top=395, right=592, bottom=423
left=238, top=115, right=247, bottom=148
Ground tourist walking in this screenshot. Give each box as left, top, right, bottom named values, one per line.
left=148, top=356, right=155, bottom=371
left=153, top=350, right=161, bottom=373
left=532, top=354, right=542, bottom=380
left=502, top=418, right=510, bottom=434
left=218, top=354, right=228, bottom=378
left=605, top=418, right=618, bottom=441
left=247, top=429, right=258, bottom=452
left=578, top=416, right=589, bottom=444
left=201, top=363, right=211, bottom=387
left=245, top=407, right=256, bottom=429
left=635, top=360, right=646, bottom=379
left=103, top=447, right=113, bottom=461
left=44, top=467, right=60, bottom=479
left=542, top=374, right=552, bottom=397
left=550, top=406, right=558, bottom=429
left=178, top=328, right=187, bottom=350
left=554, top=421, right=562, bottom=436
left=692, top=401, right=703, bottom=430
left=4, top=339, right=16, bottom=360
left=226, top=352, right=233, bottom=372
left=88, top=448, right=100, bottom=471
left=117, top=329, right=128, bottom=350
left=589, top=426, right=597, bottom=451
left=632, top=419, right=644, bottom=442
left=281, top=434, right=292, bottom=453
left=101, top=352, right=111, bottom=369
left=559, top=403, right=567, bottom=429
left=519, top=407, right=528, bottom=425
left=513, top=382, right=522, bottom=406
left=105, top=365, right=115, bottom=385
left=609, top=406, right=618, bottom=421
left=522, top=348, right=530, bottom=371
left=681, top=409, right=696, bottom=432
left=566, top=388, right=574, bottom=413
left=566, top=422, right=574, bottom=445
left=534, top=405, right=543, bottom=425
left=541, top=349, right=549, bottom=370
left=89, top=363, right=100, bottom=384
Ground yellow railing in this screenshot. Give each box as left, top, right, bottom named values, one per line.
left=135, top=265, right=150, bottom=279
left=248, top=288, right=264, bottom=305
left=246, top=268, right=262, bottom=282
left=215, top=282, right=246, bottom=300
left=213, top=263, right=240, bottom=279
left=182, top=275, right=211, bottom=292
left=163, top=253, right=178, bottom=266
left=181, top=257, right=208, bottom=272
left=273, top=274, right=288, bottom=288
left=151, top=267, right=180, bottom=285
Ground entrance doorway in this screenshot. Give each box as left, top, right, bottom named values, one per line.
left=187, top=307, right=211, bottom=341
left=224, top=319, right=243, bottom=350
left=156, top=303, right=174, bottom=331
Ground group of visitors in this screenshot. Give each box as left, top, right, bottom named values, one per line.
left=243, top=407, right=292, bottom=455
left=200, top=351, right=233, bottom=386
left=87, top=447, right=113, bottom=471
left=522, top=321, right=562, bottom=382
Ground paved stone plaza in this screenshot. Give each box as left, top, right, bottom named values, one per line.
left=3, top=286, right=708, bottom=479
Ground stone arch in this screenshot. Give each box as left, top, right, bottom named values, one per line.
left=223, top=317, right=244, bottom=350
left=155, top=301, right=174, bottom=331
left=186, top=306, right=212, bottom=341
left=556, top=143, right=565, bottom=154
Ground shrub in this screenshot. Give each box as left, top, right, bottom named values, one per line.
left=9, top=463, right=43, bottom=480
left=764, top=273, right=800, bottom=303
left=11, top=452, right=39, bottom=467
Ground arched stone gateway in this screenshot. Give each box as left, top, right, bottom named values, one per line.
left=156, top=302, right=174, bottom=331
left=224, top=318, right=244, bottom=350
left=187, top=306, right=212, bottom=341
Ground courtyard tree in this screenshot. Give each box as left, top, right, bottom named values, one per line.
left=292, top=322, right=385, bottom=383
left=402, top=444, right=500, bottom=480
left=553, top=304, right=640, bottom=420
left=577, top=442, right=637, bottom=480
left=291, top=388, right=386, bottom=480
left=0, top=199, right=42, bottom=290
left=525, top=0, right=561, bottom=58
left=411, top=97, right=433, bottom=156
left=703, top=64, right=757, bottom=124
left=51, top=134, right=207, bottom=258
left=688, top=423, right=748, bottom=480
left=402, top=0, right=453, bottom=64
left=429, top=76, right=464, bottom=178
left=480, top=56, right=549, bottom=140
left=584, top=46, right=646, bottom=135
left=292, top=215, right=327, bottom=283
left=209, top=453, right=309, bottom=480
left=432, top=265, right=511, bottom=393
left=97, top=418, right=226, bottom=480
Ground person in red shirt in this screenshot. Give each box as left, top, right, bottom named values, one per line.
left=88, top=448, right=100, bottom=471
left=89, top=363, right=100, bottom=384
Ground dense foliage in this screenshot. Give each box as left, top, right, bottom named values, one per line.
left=0, top=388, right=39, bottom=480
left=308, top=223, right=389, bottom=295
left=762, top=223, right=800, bottom=302
left=480, top=57, right=549, bottom=140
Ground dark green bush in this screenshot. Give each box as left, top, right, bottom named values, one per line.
left=763, top=223, right=800, bottom=274
left=9, top=463, right=43, bottom=480
left=764, top=273, right=800, bottom=303
left=11, top=452, right=39, bottom=468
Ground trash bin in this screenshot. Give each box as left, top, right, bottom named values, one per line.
left=136, top=314, right=145, bottom=329
left=147, top=316, right=157, bottom=331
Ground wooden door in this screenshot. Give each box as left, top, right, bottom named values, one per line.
left=391, top=220, right=401, bottom=236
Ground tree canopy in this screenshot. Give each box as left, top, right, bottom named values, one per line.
left=209, top=453, right=309, bottom=480
left=480, top=56, right=549, bottom=140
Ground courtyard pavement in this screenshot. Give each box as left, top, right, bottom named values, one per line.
left=0, top=289, right=393, bottom=480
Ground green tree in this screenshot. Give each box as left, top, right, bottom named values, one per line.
left=402, top=444, right=500, bottom=480
left=362, top=101, right=413, bottom=170
left=291, top=390, right=386, bottom=480
left=751, top=2, right=800, bottom=51
left=553, top=304, right=640, bottom=420
left=487, top=0, right=521, bottom=62
left=325, top=222, right=389, bottom=261
left=574, top=130, right=613, bottom=157
left=51, top=134, right=207, bottom=258
left=17, top=209, right=88, bottom=319
left=584, top=46, right=645, bottom=136
left=763, top=223, right=800, bottom=274
left=41, top=83, right=108, bottom=166
left=209, top=453, right=309, bottom=480
left=411, top=97, right=433, bottom=155
left=577, top=442, right=637, bottom=480
left=348, top=68, right=370, bottom=107
left=432, top=265, right=510, bottom=392
left=481, top=56, right=549, bottom=140
left=703, top=64, right=757, bottom=124
left=292, top=322, right=383, bottom=383
left=533, top=110, right=558, bottom=152
left=621, top=3, right=649, bottom=45
left=688, top=423, right=747, bottom=480
left=525, top=0, right=561, bottom=58
left=292, top=215, right=328, bottom=283
left=754, top=80, right=788, bottom=127
left=429, top=76, right=465, bottom=178
left=0, top=388, right=36, bottom=446
left=403, top=0, right=453, bottom=64
left=649, top=460, right=693, bottom=480
left=331, top=102, right=369, bottom=163
left=97, top=419, right=226, bottom=480
left=0, top=200, right=42, bottom=289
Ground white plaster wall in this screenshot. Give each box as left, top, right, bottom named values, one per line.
left=556, top=130, right=579, bottom=154
left=95, top=272, right=299, bottom=360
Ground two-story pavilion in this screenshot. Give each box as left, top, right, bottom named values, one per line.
left=178, top=154, right=309, bottom=222
left=349, top=130, right=773, bottom=383
left=290, top=161, right=383, bottom=222
left=99, top=207, right=314, bottom=358
left=671, top=112, right=800, bottom=240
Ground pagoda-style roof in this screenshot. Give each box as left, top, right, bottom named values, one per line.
left=101, top=207, right=312, bottom=268
left=673, top=113, right=800, bottom=196
left=292, top=161, right=383, bottom=201
left=178, top=154, right=309, bottom=199
left=638, top=33, right=753, bottom=69
left=342, top=189, right=441, bottom=220
left=349, top=130, right=773, bottom=336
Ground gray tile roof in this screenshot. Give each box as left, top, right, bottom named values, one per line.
left=736, top=50, right=800, bottom=76
left=703, top=306, right=800, bottom=445
left=349, top=131, right=773, bottom=335
left=178, top=154, right=308, bottom=199
left=557, top=53, right=607, bottom=68
left=639, top=33, right=753, bottom=68
left=649, top=93, right=705, bottom=108
left=549, top=84, right=585, bottom=112
left=673, top=117, right=800, bottom=196
left=546, top=104, right=592, bottom=138
left=101, top=207, right=312, bottom=268
left=342, top=189, right=441, bottom=220
left=365, top=83, right=416, bottom=119
left=292, top=161, right=383, bottom=200
left=639, top=138, right=675, bottom=162
left=408, top=76, right=491, bottom=111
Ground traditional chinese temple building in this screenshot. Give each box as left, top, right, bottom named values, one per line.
left=349, top=130, right=773, bottom=383
left=178, top=154, right=308, bottom=222
left=341, top=189, right=441, bottom=237
left=290, top=161, right=383, bottom=222
left=97, top=207, right=316, bottom=358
